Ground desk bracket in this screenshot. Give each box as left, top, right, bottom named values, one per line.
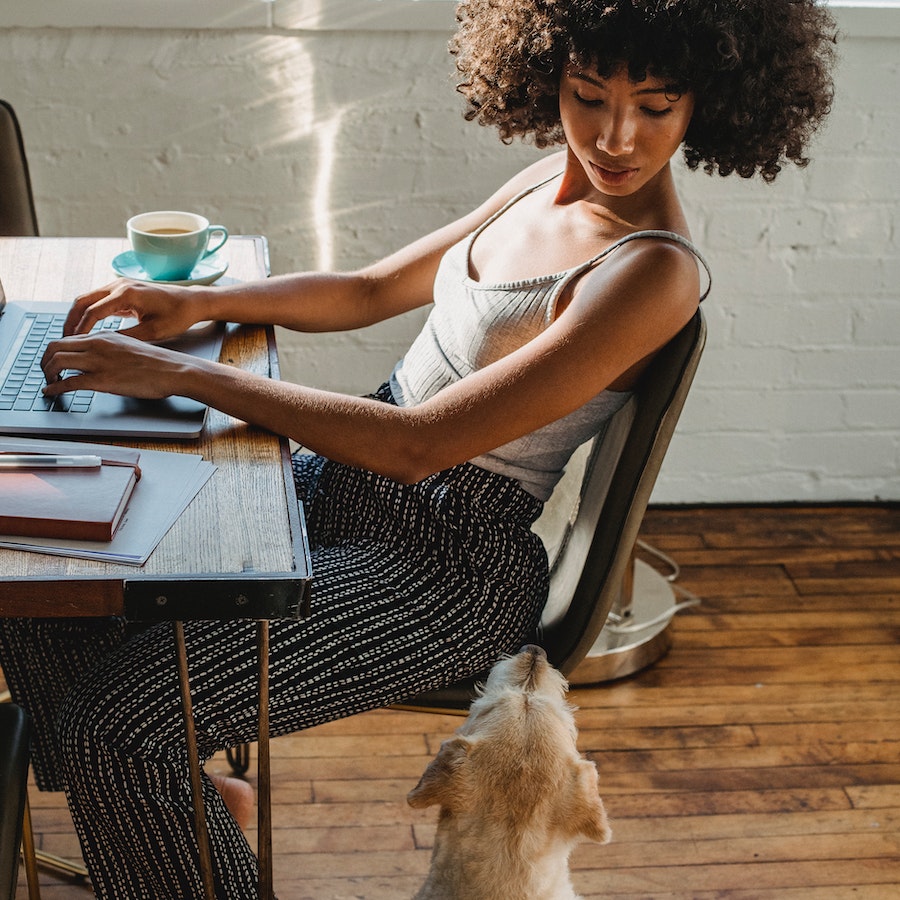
left=123, top=575, right=309, bottom=622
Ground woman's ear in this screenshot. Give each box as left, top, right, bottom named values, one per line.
left=407, top=736, right=471, bottom=810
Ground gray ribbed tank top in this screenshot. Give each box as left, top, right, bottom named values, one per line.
left=390, top=177, right=711, bottom=500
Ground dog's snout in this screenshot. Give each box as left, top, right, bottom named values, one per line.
left=516, top=644, right=548, bottom=693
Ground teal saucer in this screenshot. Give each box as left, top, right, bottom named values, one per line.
left=112, top=251, right=229, bottom=286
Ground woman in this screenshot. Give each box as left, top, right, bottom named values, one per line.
left=2, top=1, right=835, bottom=896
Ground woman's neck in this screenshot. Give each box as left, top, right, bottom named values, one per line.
left=556, top=153, right=689, bottom=238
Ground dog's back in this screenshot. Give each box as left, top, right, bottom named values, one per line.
left=408, top=645, right=610, bottom=900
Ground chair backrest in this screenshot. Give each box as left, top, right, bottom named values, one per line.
left=396, top=308, right=706, bottom=712
left=0, top=703, right=31, bottom=900
left=536, top=307, right=706, bottom=675
left=0, top=100, right=39, bottom=236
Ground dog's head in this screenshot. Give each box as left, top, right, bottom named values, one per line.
left=408, top=645, right=611, bottom=849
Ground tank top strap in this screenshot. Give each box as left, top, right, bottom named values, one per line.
left=564, top=229, right=712, bottom=302
left=467, top=171, right=563, bottom=247
left=469, top=172, right=712, bottom=301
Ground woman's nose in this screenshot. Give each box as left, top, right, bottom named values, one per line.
left=597, top=114, right=635, bottom=156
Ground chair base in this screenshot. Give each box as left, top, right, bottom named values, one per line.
left=570, top=559, right=676, bottom=684
left=31, top=847, right=90, bottom=883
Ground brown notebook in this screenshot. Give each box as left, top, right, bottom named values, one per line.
left=0, top=450, right=141, bottom=542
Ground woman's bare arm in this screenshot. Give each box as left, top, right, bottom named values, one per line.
left=63, top=158, right=563, bottom=342
left=43, top=234, right=699, bottom=484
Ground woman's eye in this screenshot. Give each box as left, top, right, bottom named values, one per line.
left=642, top=106, right=673, bottom=118
left=574, top=91, right=603, bottom=107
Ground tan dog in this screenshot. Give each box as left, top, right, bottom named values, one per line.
left=408, top=644, right=611, bottom=900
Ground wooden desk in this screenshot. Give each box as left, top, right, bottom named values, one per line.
left=0, top=235, right=312, bottom=899
left=0, top=235, right=311, bottom=620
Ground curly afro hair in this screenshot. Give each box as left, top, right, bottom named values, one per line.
left=450, top=0, right=837, bottom=182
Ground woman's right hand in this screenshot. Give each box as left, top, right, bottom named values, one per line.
left=42, top=330, right=190, bottom=401
left=64, top=278, right=212, bottom=342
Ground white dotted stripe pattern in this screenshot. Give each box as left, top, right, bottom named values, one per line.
left=0, top=391, right=548, bottom=896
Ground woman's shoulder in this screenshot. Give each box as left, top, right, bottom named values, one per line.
left=575, top=231, right=705, bottom=320
left=608, top=229, right=711, bottom=302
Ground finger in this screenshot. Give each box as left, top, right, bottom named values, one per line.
left=42, top=347, right=85, bottom=382
left=41, top=334, right=92, bottom=378
left=65, top=280, right=134, bottom=335
left=41, top=370, right=89, bottom=398
left=41, top=355, right=88, bottom=394
left=65, top=287, right=111, bottom=335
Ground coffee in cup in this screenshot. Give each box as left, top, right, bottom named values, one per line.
left=127, top=211, right=228, bottom=281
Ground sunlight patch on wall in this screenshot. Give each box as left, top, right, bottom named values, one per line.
left=312, top=113, right=342, bottom=270
left=242, top=33, right=342, bottom=270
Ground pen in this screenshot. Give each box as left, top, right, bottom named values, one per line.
left=0, top=454, right=103, bottom=470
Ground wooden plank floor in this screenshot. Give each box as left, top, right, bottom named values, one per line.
left=12, top=504, right=900, bottom=898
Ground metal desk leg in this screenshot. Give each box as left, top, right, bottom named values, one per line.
left=257, top=620, right=272, bottom=900
left=174, top=621, right=216, bottom=900
left=173, top=621, right=273, bottom=900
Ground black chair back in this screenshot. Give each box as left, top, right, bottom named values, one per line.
left=0, top=100, right=39, bottom=236
left=0, top=703, right=31, bottom=900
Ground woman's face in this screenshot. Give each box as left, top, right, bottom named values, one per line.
left=558, top=62, right=694, bottom=200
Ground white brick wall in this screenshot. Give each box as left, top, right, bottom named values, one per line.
left=0, top=4, right=896, bottom=502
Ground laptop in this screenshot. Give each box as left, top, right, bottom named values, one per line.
left=0, top=277, right=225, bottom=440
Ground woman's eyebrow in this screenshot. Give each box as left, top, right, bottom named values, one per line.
left=571, top=71, right=605, bottom=87
left=570, top=71, right=680, bottom=96
left=636, top=85, right=675, bottom=95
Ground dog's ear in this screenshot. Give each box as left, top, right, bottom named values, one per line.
left=407, top=736, right=471, bottom=810
left=567, top=759, right=612, bottom=844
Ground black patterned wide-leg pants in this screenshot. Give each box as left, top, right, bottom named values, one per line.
left=0, top=450, right=548, bottom=898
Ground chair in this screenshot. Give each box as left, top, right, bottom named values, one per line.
left=0, top=100, right=39, bottom=236
left=225, top=308, right=707, bottom=767
left=396, top=307, right=706, bottom=712
left=0, top=691, right=85, bottom=899
left=0, top=703, right=34, bottom=900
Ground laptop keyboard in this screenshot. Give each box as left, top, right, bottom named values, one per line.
left=0, top=314, right=122, bottom=413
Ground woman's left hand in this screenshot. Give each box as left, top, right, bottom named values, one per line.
left=41, top=331, right=188, bottom=400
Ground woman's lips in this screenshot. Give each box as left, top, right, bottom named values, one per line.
left=591, top=162, right=638, bottom=186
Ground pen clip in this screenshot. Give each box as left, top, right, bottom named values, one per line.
left=100, top=458, right=143, bottom=480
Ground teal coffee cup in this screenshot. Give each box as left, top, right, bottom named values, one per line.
left=127, top=211, right=228, bottom=281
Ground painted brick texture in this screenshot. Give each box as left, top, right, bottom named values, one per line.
left=0, top=22, right=895, bottom=502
